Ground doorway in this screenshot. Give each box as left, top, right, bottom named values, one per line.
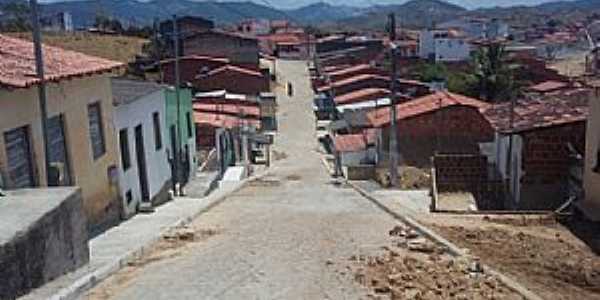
left=135, top=125, right=150, bottom=202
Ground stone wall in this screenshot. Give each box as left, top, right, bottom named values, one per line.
left=0, top=188, right=89, bottom=299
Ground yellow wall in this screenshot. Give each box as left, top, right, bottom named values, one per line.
left=584, top=89, right=600, bottom=220
left=0, top=75, right=120, bottom=226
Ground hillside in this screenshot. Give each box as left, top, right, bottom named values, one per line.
left=287, top=2, right=364, bottom=25
left=337, top=0, right=467, bottom=29
left=7, top=31, right=147, bottom=63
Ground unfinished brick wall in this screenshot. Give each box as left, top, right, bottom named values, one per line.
left=194, top=71, right=269, bottom=95
left=434, top=154, right=505, bottom=210
left=162, top=58, right=228, bottom=86
left=381, top=105, right=495, bottom=168
left=517, top=122, right=586, bottom=210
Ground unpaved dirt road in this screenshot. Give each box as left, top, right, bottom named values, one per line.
left=84, top=61, right=402, bottom=300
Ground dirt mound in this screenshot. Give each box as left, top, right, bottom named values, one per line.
left=432, top=225, right=600, bottom=299
left=349, top=225, right=522, bottom=299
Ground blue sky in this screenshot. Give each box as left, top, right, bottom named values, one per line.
left=38, top=0, right=577, bottom=10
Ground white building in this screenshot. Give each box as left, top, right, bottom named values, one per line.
left=112, top=79, right=172, bottom=217
left=419, top=29, right=471, bottom=62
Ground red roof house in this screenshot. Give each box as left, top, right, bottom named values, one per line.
left=193, top=65, right=269, bottom=95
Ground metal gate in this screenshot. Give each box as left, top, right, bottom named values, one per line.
left=4, top=126, right=35, bottom=189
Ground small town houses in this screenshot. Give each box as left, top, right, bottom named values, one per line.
left=0, top=34, right=123, bottom=229
left=0, top=34, right=203, bottom=231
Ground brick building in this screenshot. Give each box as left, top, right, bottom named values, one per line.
left=482, top=95, right=589, bottom=210
left=161, top=56, right=229, bottom=86
left=182, top=30, right=260, bottom=70
left=193, top=65, right=269, bottom=95
left=366, top=92, right=493, bottom=167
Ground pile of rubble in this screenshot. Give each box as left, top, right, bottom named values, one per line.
left=349, top=224, right=521, bottom=299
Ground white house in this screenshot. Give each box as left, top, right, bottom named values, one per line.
left=112, top=79, right=172, bottom=217
left=419, top=29, right=471, bottom=62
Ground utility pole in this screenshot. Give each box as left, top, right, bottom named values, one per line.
left=388, top=13, right=400, bottom=187
left=172, top=14, right=183, bottom=196
left=30, top=0, right=52, bottom=186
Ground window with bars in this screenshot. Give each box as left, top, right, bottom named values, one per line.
left=88, top=102, right=106, bottom=160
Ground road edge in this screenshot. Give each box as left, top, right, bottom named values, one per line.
left=347, top=180, right=543, bottom=300
left=49, top=170, right=271, bottom=300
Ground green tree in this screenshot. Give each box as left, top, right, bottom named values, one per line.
left=470, top=43, right=514, bottom=102
left=1, top=2, right=31, bottom=32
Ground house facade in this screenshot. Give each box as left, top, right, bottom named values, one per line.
left=482, top=96, right=588, bottom=210
left=419, top=29, right=471, bottom=62
left=165, top=87, right=197, bottom=186
left=194, top=65, right=269, bottom=95
left=0, top=35, right=123, bottom=229
left=111, top=79, right=172, bottom=217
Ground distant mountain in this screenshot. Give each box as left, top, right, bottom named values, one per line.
left=37, top=0, right=289, bottom=27
left=1, top=0, right=599, bottom=30
left=337, top=0, right=467, bottom=29
left=287, top=2, right=365, bottom=25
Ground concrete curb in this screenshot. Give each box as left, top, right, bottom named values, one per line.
left=49, top=170, right=271, bottom=300
left=347, top=181, right=543, bottom=300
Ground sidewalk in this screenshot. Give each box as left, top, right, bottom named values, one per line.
left=20, top=173, right=261, bottom=300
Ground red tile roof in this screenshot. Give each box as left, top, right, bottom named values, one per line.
left=160, top=55, right=230, bottom=65
left=317, top=74, right=390, bottom=93
left=194, top=111, right=260, bottom=129
left=334, top=88, right=390, bottom=105
left=527, top=80, right=569, bottom=93
left=366, top=91, right=489, bottom=127
left=193, top=102, right=260, bottom=118
left=206, top=65, right=263, bottom=77
left=0, top=34, right=123, bottom=89
left=483, top=95, right=589, bottom=133
left=326, top=64, right=372, bottom=77
left=333, top=134, right=367, bottom=152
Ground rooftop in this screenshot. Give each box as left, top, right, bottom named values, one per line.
left=334, top=88, right=390, bottom=105
left=0, top=34, right=123, bottom=89
left=205, top=65, right=263, bottom=77
left=366, top=91, right=489, bottom=127
left=333, top=134, right=367, bottom=152
left=111, top=78, right=165, bottom=106
left=193, top=102, right=261, bottom=118
left=483, top=95, right=589, bottom=133
left=527, top=80, right=570, bottom=93
left=194, top=111, right=260, bottom=129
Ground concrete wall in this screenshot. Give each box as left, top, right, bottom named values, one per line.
left=0, top=188, right=88, bottom=299
left=584, top=92, right=600, bottom=220
left=113, top=89, right=172, bottom=217
left=0, top=75, right=120, bottom=228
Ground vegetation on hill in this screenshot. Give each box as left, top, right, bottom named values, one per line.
left=7, top=31, right=147, bottom=63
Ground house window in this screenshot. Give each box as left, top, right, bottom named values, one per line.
left=88, top=102, right=106, bottom=159
left=119, top=129, right=131, bottom=171
left=186, top=112, right=193, bottom=138
left=153, top=112, right=163, bottom=150
left=3, top=125, right=35, bottom=188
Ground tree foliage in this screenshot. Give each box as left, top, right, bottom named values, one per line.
left=0, top=2, right=31, bottom=31
left=470, top=43, right=515, bottom=102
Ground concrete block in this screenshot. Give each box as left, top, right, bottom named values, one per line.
left=0, top=188, right=89, bottom=299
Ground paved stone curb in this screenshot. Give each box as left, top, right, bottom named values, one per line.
left=347, top=181, right=543, bottom=300
left=48, top=170, right=271, bottom=300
